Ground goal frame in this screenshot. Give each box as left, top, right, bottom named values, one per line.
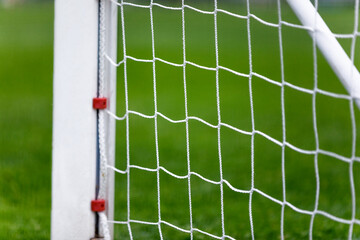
left=51, top=0, right=117, bottom=239
left=51, top=0, right=359, bottom=239
left=287, top=0, right=360, bottom=108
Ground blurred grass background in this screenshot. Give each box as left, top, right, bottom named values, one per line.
left=1, top=0, right=360, bottom=239
left=0, top=2, right=53, bottom=239
left=113, top=1, right=360, bottom=239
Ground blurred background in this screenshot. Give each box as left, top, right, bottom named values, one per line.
left=0, top=0, right=53, bottom=239
left=0, top=0, right=359, bottom=239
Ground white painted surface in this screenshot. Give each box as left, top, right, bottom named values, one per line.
left=51, top=0, right=99, bottom=239
left=287, top=0, right=360, bottom=108
left=103, top=1, right=118, bottom=238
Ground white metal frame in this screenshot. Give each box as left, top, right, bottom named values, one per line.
left=51, top=0, right=117, bottom=239
left=102, top=0, right=118, bottom=237
left=287, top=0, right=360, bottom=108
left=52, top=0, right=98, bottom=238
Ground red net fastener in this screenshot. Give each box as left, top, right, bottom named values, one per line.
left=93, top=97, right=107, bottom=109
left=91, top=199, right=106, bottom=212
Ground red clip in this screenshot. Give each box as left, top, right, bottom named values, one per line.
left=93, top=98, right=107, bottom=109
left=91, top=199, right=106, bottom=212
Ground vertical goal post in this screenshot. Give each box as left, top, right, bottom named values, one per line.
left=51, top=0, right=117, bottom=239
left=52, top=0, right=98, bottom=238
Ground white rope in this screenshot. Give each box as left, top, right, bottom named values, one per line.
left=97, top=0, right=110, bottom=239
left=277, top=0, right=286, bottom=238
left=149, top=0, right=164, bottom=238
left=181, top=0, right=194, bottom=238
left=347, top=0, right=359, bottom=238
left=308, top=1, right=320, bottom=239
left=213, top=1, right=226, bottom=238
left=118, top=0, right=133, bottom=238
left=245, top=0, right=255, bottom=238
left=99, top=212, right=111, bottom=240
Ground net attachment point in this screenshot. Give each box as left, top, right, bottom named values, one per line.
left=91, top=199, right=106, bottom=212
left=93, top=97, right=107, bottom=109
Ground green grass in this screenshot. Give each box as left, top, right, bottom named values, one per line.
left=0, top=3, right=53, bottom=239
left=113, top=2, right=360, bottom=239
left=1, top=1, right=360, bottom=239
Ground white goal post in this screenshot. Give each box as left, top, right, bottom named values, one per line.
left=51, top=0, right=360, bottom=239
left=51, top=0, right=117, bottom=239
left=51, top=0, right=98, bottom=238
left=287, top=0, right=360, bottom=108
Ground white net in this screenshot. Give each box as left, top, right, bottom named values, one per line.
left=97, top=0, right=360, bottom=239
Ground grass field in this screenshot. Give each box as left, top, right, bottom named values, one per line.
left=112, top=2, right=360, bottom=239
left=1, top=1, right=360, bottom=239
left=0, top=2, right=53, bottom=239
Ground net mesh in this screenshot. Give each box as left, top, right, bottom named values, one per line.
left=97, top=0, right=360, bottom=239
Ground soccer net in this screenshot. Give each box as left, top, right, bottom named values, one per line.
left=96, top=0, right=360, bottom=239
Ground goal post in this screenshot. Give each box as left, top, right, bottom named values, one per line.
left=98, top=0, right=118, bottom=237
left=51, top=0, right=98, bottom=238
left=51, top=0, right=360, bottom=239
left=287, top=0, right=360, bottom=108
left=51, top=0, right=117, bottom=238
